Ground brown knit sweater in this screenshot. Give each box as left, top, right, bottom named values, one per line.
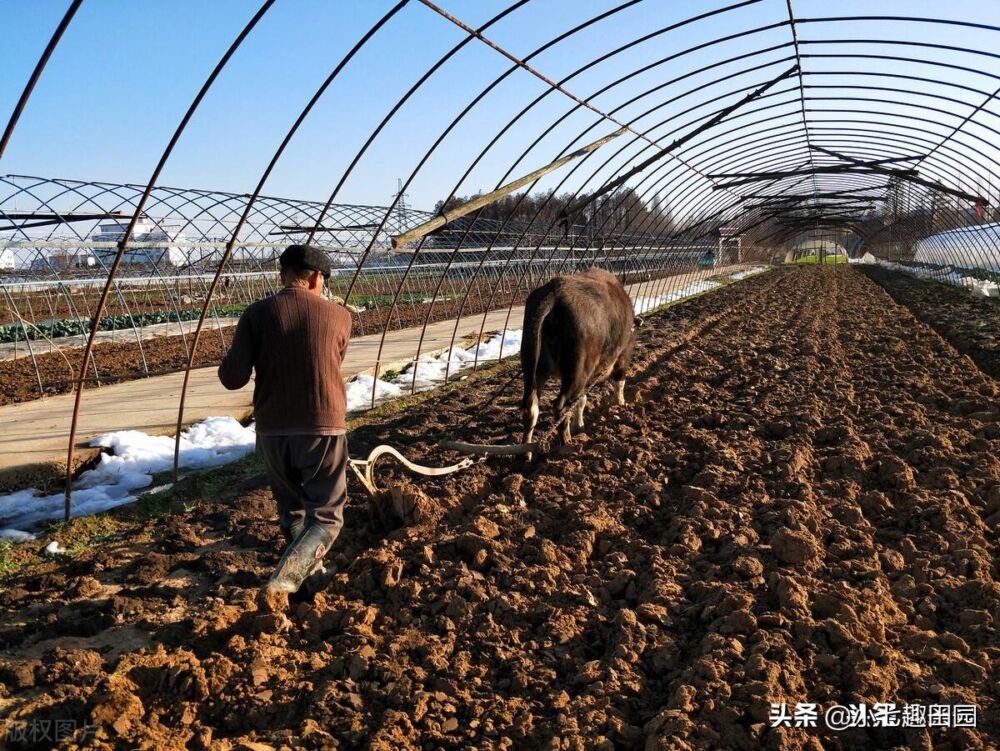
left=218, top=287, right=352, bottom=435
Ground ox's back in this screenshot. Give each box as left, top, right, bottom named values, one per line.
left=558, top=267, right=634, bottom=355
left=521, top=267, right=634, bottom=409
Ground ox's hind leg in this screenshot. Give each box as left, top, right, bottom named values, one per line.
left=552, top=335, right=588, bottom=445
left=575, top=393, right=587, bottom=429
left=523, top=390, right=540, bottom=445
left=559, top=401, right=577, bottom=445
left=555, top=374, right=587, bottom=446
left=522, top=391, right=541, bottom=462
left=523, top=353, right=553, bottom=452
left=612, top=353, right=631, bottom=407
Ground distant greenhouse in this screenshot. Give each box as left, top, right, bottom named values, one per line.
left=913, top=223, right=1000, bottom=271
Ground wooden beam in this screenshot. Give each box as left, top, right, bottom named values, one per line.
left=808, top=145, right=989, bottom=205
left=390, top=127, right=626, bottom=249
left=710, top=155, right=920, bottom=178
left=713, top=166, right=911, bottom=190
left=560, top=64, right=800, bottom=220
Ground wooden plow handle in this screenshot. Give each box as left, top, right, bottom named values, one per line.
left=441, top=440, right=539, bottom=456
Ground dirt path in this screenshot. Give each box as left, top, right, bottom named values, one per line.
left=1, top=266, right=997, bottom=750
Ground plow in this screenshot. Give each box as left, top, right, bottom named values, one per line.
left=346, top=440, right=537, bottom=499
left=346, top=443, right=479, bottom=498
left=348, top=440, right=540, bottom=530
left=348, top=393, right=597, bottom=511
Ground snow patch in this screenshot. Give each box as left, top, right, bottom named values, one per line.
left=878, top=260, right=1000, bottom=296
left=729, top=266, right=768, bottom=281
left=0, top=528, right=35, bottom=541
left=346, top=375, right=404, bottom=411
left=633, top=280, right=722, bottom=314
left=0, top=416, right=255, bottom=536
left=43, top=540, right=65, bottom=556
left=631, top=268, right=769, bottom=314
left=347, top=328, right=525, bottom=410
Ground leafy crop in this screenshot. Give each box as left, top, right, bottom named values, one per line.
left=0, top=303, right=248, bottom=344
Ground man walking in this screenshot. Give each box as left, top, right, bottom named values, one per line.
left=218, top=244, right=353, bottom=595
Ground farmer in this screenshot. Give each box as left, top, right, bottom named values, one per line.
left=218, top=244, right=352, bottom=595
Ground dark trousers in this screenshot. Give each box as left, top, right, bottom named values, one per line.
left=256, top=433, right=348, bottom=543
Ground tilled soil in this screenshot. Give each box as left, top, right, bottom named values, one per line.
left=863, top=265, right=1000, bottom=379
left=2, top=266, right=999, bottom=750
left=0, top=332, right=233, bottom=407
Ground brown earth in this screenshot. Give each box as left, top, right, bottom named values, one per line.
left=1, top=265, right=999, bottom=750
left=0, top=331, right=233, bottom=406
left=862, top=265, right=1000, bottom=379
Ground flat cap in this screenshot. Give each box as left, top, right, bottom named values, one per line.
left=279, top=244, right=331, bottom=277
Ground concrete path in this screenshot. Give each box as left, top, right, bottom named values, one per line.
left=0, top=265, right=749, bottom=484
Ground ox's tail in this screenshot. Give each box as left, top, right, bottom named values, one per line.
left=521, top=290, right=555, bottom=445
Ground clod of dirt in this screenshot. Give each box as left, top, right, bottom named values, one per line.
left=89, top=680, right=146, bottom=736
left=371, top=480, right=436, bottom=527
left=235, top=741, right=276, bottom=751
left=733, top=555, right=764, bottom=578
left=255, top=587, right=289, bottom=614
left=770, top=526, right=821, bottom=564
left=0, top=659, right=39, bottom=689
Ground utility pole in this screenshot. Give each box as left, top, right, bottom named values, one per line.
left=392, top=178, right=409, bottom=231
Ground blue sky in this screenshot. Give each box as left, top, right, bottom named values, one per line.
left=2, top=1, right=998, bottom=211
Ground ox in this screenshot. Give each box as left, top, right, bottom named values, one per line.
left=521, top=267, right=637, bottom=447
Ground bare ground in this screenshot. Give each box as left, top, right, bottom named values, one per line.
left=1, top=266, right=998, bottom=750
